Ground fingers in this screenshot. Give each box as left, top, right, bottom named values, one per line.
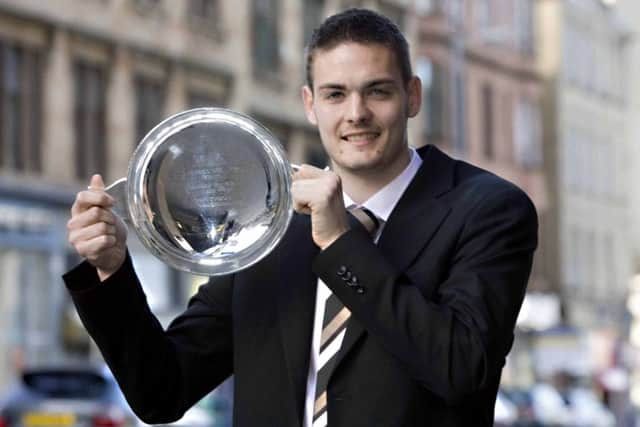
left=292, top=165, right=319, bottom=214
left=88, top=174, right=105, bottom=191
left=67, top=175, right=128, bottom=271
left=73, top=234, right=118, bottom=261
left=291, top=168, right=343, bottom=216
left=293, top=198, right=312, bottom=215
left=68, top=205, right=116, bottom=230
left=292, top=164, right=325, bottom=180
left=68, top=221, right=117, bottom=246
left=71, top=175, right=114, bottom=216
left=67, top=207, right=121, bottom=261
left=292, top=180, right=318, bottom=214
left=291, top=166, right=349, bottom=249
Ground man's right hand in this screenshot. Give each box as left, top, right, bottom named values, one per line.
left=68, top=174, right=128, bottom=281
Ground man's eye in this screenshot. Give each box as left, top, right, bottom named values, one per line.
left=326, top=91, right=344, bottom=100
left=369, top=88, right=390, bottom=98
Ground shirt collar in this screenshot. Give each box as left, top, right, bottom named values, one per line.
left=343, top=147, right=423, bottom=222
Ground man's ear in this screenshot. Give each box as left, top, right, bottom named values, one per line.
left=407, top=76, right=422, bottom=118
left=301, top=85, right=318, bottom=125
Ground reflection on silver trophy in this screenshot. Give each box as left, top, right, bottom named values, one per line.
left=105, top=108, right=293, bottom=276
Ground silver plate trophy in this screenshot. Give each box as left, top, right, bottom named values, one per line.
left=106, top=108, right=293, bottom=276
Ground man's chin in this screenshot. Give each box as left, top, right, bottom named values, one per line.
left=335, top=157, right=382, bottom=174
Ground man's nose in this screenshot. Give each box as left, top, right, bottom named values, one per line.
left=346, top=93, right=371, bottom=124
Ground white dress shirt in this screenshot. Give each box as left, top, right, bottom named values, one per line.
left=303, top=147, right=423, bottom=427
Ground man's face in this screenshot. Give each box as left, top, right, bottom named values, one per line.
left=302, top=42, right=421, bottom=176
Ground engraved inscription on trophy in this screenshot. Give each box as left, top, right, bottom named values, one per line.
left=152, top=123, right=273, bottom=254
left=187, top=151, right=237, bottom=208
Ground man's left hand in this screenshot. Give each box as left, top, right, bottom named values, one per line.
left=291, top=165, right=350, bottom=250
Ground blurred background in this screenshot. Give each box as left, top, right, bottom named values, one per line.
left=0, top=0, right=638, bottom=426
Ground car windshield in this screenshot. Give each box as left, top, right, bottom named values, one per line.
left=23, top=372, right=108, bottom=399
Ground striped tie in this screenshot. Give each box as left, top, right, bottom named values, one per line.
left=313, top=207, right=379, bottom=426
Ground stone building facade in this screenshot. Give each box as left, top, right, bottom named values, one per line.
left=0, top=0, right=413, bottom=409
left=536, top=0, right=633, bottom=385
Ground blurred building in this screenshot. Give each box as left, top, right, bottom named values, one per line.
left=412, top=0, right=548, bottom=387
left=616, top=0, right=640, bottom=279
left=536, top=0, right=633, bottom=386
left=617, top=0, right=640, bottom=411
left=0, top=0, right=414, bottom=422
left=13, top=0, right=640, bottom=421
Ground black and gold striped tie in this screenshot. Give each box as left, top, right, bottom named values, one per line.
left=313, top=207, right=379, bottom=426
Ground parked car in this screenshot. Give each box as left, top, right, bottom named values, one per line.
left=529, top=383, right=574, bottom=426
left=495, top=389, right=518, bottom=426
left=501, top=388, right=542, bottom=427
left=0, top=365, right=221, bottom=427
left=0, top=364, right=138, bottom=427
left=566, top=388, right=615, bottom=427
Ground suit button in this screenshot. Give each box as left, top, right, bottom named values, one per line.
left=346, top=276, right=359, bottom=286
left=356, top=286, right=365, bottom=294
left=343, top=271, right=352, bottom=281
left=337, top=265, right=348, bottom=277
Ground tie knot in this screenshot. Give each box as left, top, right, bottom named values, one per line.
left=349, top=207, right=380, bottom=236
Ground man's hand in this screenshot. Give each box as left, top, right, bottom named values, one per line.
left=291, top=165, right=350, bottom=250
left=67, top=174, right=128, bottom=281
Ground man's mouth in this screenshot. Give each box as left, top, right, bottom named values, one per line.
left=341, top=131, right=380, bottom=143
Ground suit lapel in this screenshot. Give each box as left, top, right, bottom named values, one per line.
left=332, top=145, right=456, bottom=374
left=276, top=214, right=318, bottom=422
left=378, top=145, right=454, bottom=271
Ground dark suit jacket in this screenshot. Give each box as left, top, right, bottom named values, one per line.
left=64, top=145, right=538, bottom=427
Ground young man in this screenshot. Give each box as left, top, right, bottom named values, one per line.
left=65, top=9, right=537, bottom=427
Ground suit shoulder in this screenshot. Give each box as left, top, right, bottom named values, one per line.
left=450, top=160, right=536, bottom=216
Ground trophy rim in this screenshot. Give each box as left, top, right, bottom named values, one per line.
left=124, top=107, right=293, bottom=276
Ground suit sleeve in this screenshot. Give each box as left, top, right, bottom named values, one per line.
left=312, top=185, right=538, bottom=402
left=63, top=253, right=234, bottom=423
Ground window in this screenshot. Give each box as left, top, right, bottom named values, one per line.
left=252, top=0, right=280, bottom=76
left=253, top=115, right=291, bottom=151
left=515, top=0, right=534, bottom=54
left=415, top=0, right=445, bottom=15
left=135, top=76, right=166, bottom=144
left=567, top=226, right=579, bottom=291
left=453, top=72, right=466, bottom=153
left=563, top=26, right=577, bottom=83
left=416, top=57, right=448, bottom=143
left=575, top=130, right=588, bottom=193
left=603, top=234, right=616, bottom=292
left=582, top=35, right=596, bottom=91
left=187, top=91, right=223, bottom=108
left=187, top=0, right=222, bottom=39
left=379, top=1, right=405, bottom=31
left=341, top=0, right=364, bottom=8
left=563, top=130, right=579, bottom=191
left=306, top=139, right=328, bottom=169
left=0, top=42, right=42, bottom=173
left=611, top=42, right=625, bottom=102
left=601, top=141, right=614, bottom=198
left=585, top=231, right=596, bottom=291
left=74, top=61, right=106, bottom=179
left=481, top=83, right=494, bottom=159
left=513, top=97, right=542, bottom=169
left=475, top=0, right=493, bottom=30
left=447, top=0, right=465, bottom=27
left=584, top=136, right=594, bottom=195
left=188, top=0, right=218, bottom=18
left=303, top=0, right=324, bottom=46
left=1, top=249, right=53, bottom=366
left=132, top=0, right=162, bottom=15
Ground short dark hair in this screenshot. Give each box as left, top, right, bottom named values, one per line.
left=305, top=8, right=412, bottom=91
